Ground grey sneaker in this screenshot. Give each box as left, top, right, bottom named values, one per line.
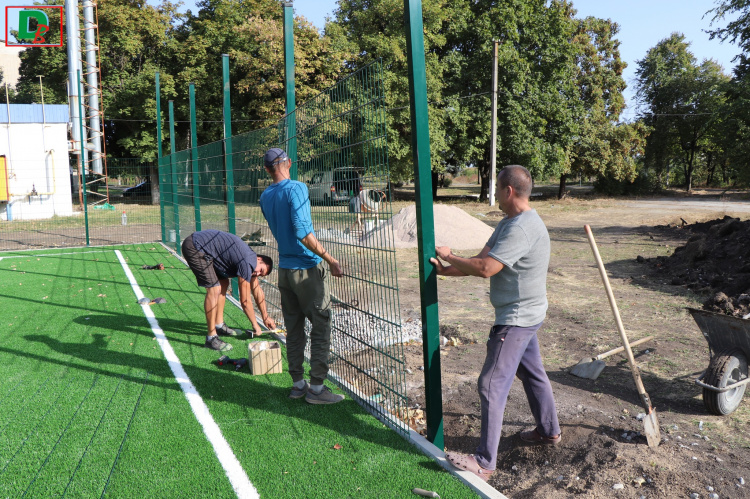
left=205, top=335, right=233, bottom=352
left=305, top=386, right=345, bottom=405
left=289, top=380, right=309, bottom=399
left=216, top=324, right=238, bottom=337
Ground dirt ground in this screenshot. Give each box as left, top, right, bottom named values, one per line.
left=395, top=190, right=750, bottom=498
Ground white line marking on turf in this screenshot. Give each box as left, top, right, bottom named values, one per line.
left=0, top=250, right=109, bottom=259
left=115, top=250, right=259, bottom=499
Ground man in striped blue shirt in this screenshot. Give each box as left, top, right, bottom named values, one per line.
left=182, top=229, right=276, bottom=352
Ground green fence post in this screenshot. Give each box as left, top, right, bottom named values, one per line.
left=77, top=71, right=90, bottom=246
left=156, top=72, right=166, bottom=243
left=189, top=83, right=202, bottom=232
left=404, top=0, right=443, bottom=449
left=282, top=2, right=297, bottom=179
left=222, top=55, right=238, bottom=296
left=169, top=100, right=181, bottom=256
left=222, top=54, right=236, bottom=235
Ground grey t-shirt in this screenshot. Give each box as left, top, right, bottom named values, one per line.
left=486, top=209, right=550, bottom=327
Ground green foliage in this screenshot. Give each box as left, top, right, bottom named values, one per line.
left=12, top=0, right=351, bottom=160
left=566, top=16, right=647, bottom=189
left=635, top=33, right=731, bottom=191
left=444, top=0, right=584, bottom=200
left=0, top=68, right=17, bottom=103
left=709, top=0, right=750, bottom=186
left=329, top=0, right=637, bottom=200
left=14, top=1, right=68, bottom=105
left=328, top=0, right=452, bottom=185
left=593, top=165, right=661, bottom=195
left=709, top=0, right=750, bottom=75
left=174, top=0, right=351, bottom=146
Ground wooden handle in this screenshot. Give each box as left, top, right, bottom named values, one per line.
left=585, top=225, right=654, bottom=411
left=595, top=336, right=654, bottom=360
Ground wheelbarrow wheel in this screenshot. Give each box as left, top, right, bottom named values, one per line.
left=703, top=348, right=748, bottom=416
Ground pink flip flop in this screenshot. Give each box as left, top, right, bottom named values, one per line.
left=445, top=452, right=494, bottom=482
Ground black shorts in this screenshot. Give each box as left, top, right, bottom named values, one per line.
left=182, top=234, right=220, bottom=288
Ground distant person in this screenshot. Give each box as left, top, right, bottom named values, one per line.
left=430, top=165, right=561, bottom=482
left=182, top=229, right=276, bottom=352
left=259, top=147, right=345, bottom=405
left=348, top=188, right=386, bottom=229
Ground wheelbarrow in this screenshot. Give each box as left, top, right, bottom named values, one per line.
left=688, top=308, right=750, bottom=415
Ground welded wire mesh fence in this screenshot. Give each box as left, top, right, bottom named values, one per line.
left=0, top=158, right=161, bottom=251
left=160, top=61, right=410, bottom=434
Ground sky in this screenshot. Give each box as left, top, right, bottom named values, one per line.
left=1, top=0, right=742, bottom=116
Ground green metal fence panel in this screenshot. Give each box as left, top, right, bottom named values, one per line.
left=0, top=157, right=162, bottom=251
left=189, top=83, right=202, bottom=232
left=174, top=149, right=195, bottom=244
left=160, top=154, right=175, bottom=245
left=160, top=61, right=409, bottom=435
left=293, top=62, right=406, bottom=433
left=197, top=140, right=230, bottom=232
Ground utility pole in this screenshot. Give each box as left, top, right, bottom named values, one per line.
left=489, top=39, right=499, bottom=206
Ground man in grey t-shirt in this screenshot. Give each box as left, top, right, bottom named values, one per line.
left=430, top=165, right=561, bottom=482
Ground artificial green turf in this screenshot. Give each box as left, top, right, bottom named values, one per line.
left=0, top=245, right=476, bottom=498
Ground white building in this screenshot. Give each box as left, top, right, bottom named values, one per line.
left=0, top=41, right=24, bottom=88
left=0, top=104, right=74, bottom=220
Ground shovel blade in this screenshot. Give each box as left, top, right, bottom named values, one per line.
left=569, top=358, right=606, bottom=380
left=643, top=408, right=661, bottom=448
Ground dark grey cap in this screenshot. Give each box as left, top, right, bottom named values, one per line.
left=264, top=148, right=288, bottom=167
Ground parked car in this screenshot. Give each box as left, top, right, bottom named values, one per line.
left=307, top=167, right=362, bottom=205
left=122, top=178, right=151, bottom=198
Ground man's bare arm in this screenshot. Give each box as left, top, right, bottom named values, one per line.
left=300, top=232, right=343, bottom=277
left=432, top=245, right=504, bottom=278
left=238, top=277, right=262, bottom=332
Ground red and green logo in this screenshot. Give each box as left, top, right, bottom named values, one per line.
left=5, top=6, right=63, bottom=47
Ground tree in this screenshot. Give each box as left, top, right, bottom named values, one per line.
left=635, top=34, right=729, bottom=191
left=328, top=0, right=452, bottom=193
left=97, top=0, right=183, bottom=159
left=0, top=69, right=18, bottom=104
left=173, top=0, right=351, bottom=148
left=14, top=0, right=68, bottom=105
left=561, top=15, right=632, bottom=198
left=334, top=0, right=588, bottom=200
left=15, top=0, right=182, bottom=160
left=709, top=0, right=750, bottom=74
left=709, top=0, right=750, bottom=185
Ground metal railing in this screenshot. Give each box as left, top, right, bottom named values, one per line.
left=160, top=61, right=410, bottom=434
left=0, top=158, right=160, bottom=251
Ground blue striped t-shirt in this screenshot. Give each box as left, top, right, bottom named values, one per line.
left=192, top=230, right=258, bottom=281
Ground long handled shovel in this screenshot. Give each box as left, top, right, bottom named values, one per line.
left=569, top=335, right=654, bottom=380
left=585, top=225, right=661, bottom=448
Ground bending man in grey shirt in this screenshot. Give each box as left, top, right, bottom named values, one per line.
left=431, top=165, right=561, bottom=482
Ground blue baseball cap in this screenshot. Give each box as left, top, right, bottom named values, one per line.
left=264, top=148, right=288, bottom=167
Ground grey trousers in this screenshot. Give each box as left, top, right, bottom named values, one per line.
left=278, top=262, right=331, bottom=386
left=475, top=322, right=561, bottom=471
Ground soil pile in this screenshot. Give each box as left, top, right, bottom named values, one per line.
left=652, top=216, right=750, bottom=317
left=365, top=204, right=495, bottom=250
